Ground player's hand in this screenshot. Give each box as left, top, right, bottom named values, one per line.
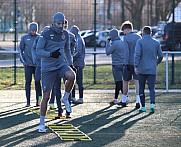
left=70, top=65, right=77, bottom=73
left=134, top=68, right=139, bottom=75
left=50, top=49, right=61, bottom=58
left=23, top=63, right=28, bottom=67
left=107, top=37, right=111, bottom=41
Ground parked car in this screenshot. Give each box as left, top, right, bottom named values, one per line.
left=79, top=30, right=94, bottom=38
left=161, top=22, right=181, bottom=51
left=153, top=32, right=164, bottom=43
left=83, top=33, right=95, bottom=47
left=96, top=30, right=109, bottom=47
left=96, top=30, right=125, bottom=47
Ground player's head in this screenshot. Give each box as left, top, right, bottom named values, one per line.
left=64, top=19, right=68, bottom=30
left=29, top=22, right=38, bottom=35
left=52, top=12, right=65, bottom=31
left=40, top=26, right=50, bottom=35
left=121, top=20, right=133, bottom=35
left=142, top=26, right=152, bottom=35
left=109, top=29, right=119, bottom=41
left=69, top=25, right=79, bottom=36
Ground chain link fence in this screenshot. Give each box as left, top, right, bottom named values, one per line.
left=0, top=0, right=181, bottom=90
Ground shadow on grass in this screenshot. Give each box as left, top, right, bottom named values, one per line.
left=34, top=103, right=153, bottom=147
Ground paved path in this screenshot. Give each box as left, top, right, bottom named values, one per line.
left=0, top=90, right=181, bottom=147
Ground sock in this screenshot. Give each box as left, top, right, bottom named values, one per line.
left=136, top=95, right=140, bottom=103
left=63, top=92, right=70, bottom=100
left=122, top=95, right=127, bottom=103
left=40, top=115, right=45, bottom=125
left=38, top=96, right=42, bottom=100
left=49, top=103, right=54, bottom=107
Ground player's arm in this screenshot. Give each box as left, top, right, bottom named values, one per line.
left=36, top=35, right=51, bottom=58
left=31, top=37, right=39, bottom=64
left=64, top=32, right=73, bottom=65
left=73, top=37, right=83, bottom=61
left=105, top=39, right=115, bottom=55
left=157, top=43, right=163, bottom=65
left=19, top=36, right=27, bottom=66
left=123, top=39, right=129, bottom=65
left=134, top=40, right=141, bottom=74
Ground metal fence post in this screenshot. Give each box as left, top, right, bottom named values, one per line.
left=93, top=0, right=97, bottom=84
left=171, top=0, right=175, bottom=84
left=165, top=52, right=169, bottom=92
left=13, top=0, right=18, bottom=85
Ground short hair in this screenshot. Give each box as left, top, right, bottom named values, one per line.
left=121, top=21, right=133, bottom=31
left=64, top=19, right=68, bottom=24
left=142, top=26, right=151, bottom=35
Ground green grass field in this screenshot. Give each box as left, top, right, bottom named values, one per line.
left=0, top=60, right=181, bottom=90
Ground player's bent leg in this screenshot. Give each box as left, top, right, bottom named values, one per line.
left=61, top=70, right=75, bottom=113
left=64, top=70, right=75, bottom=92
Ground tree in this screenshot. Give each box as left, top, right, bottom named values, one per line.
left=124, top=0, right=145, bottom=30
left=156, top=0, right=181, bottom=21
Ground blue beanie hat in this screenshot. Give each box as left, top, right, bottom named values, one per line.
left=109, top=29, right=119, bottom=41
left=53, top=12, right=65, bottom=23
left=29, top=22, right=38, bottom=31
left=69, top=25, right=79, bottom=36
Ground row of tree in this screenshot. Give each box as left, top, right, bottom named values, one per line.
left=0, top=0, right=180, bottom=32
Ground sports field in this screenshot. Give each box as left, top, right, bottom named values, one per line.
left=0, top=90, right=181, bottom=147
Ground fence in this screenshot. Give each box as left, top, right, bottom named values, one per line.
left=1, top=0, right=181, bottom=35
left=0, top=50, right=180, bottom=92
left=0, top=0, right=181, bottom=91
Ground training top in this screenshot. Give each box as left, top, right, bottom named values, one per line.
left=123, top=32, right=141, bottom=65
left=31, top=37, right=41, bottom=67
left=134, top=34, right=163, bottom=75
left=105, top=36, right=125, bottom=66
left=19, top=32, right=39, bottom=66
left=73, top=34, right=85, bottom=68
left=69, top=32, right=76, bottom=56
left=36, top=24, right=72, bottom=72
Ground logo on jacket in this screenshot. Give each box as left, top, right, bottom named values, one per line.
left=62, top=34, right=65, bottom=40
left=50, top=34, right=54, bottom=40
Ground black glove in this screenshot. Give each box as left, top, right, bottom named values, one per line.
left=107, top=37, right=111, bottom=41
left=70, top=65, right=77, bottom=73
left=50, top=49, right=61, bottom=58
left=126, top=65, right=131, bottom=71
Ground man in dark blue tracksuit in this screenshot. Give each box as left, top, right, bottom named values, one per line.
left=121, top=21, right=142, bottom=108
left=19, top=22, right=41, bottom=107
left=69, top=25, right=85, bottom=104
left=36, top=12, right=76, bottom=133
left=105, top=29, right=125, bottom=105
left=134, top=26, right=163, bottom=113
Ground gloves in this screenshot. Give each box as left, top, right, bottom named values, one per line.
left=125, top=65, right=131, bottom=71
left=50, top=49, right=61, bottom=58
left=70, top=65, right=77, bottom=73
left=107, top=37, right=111, bottom=41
